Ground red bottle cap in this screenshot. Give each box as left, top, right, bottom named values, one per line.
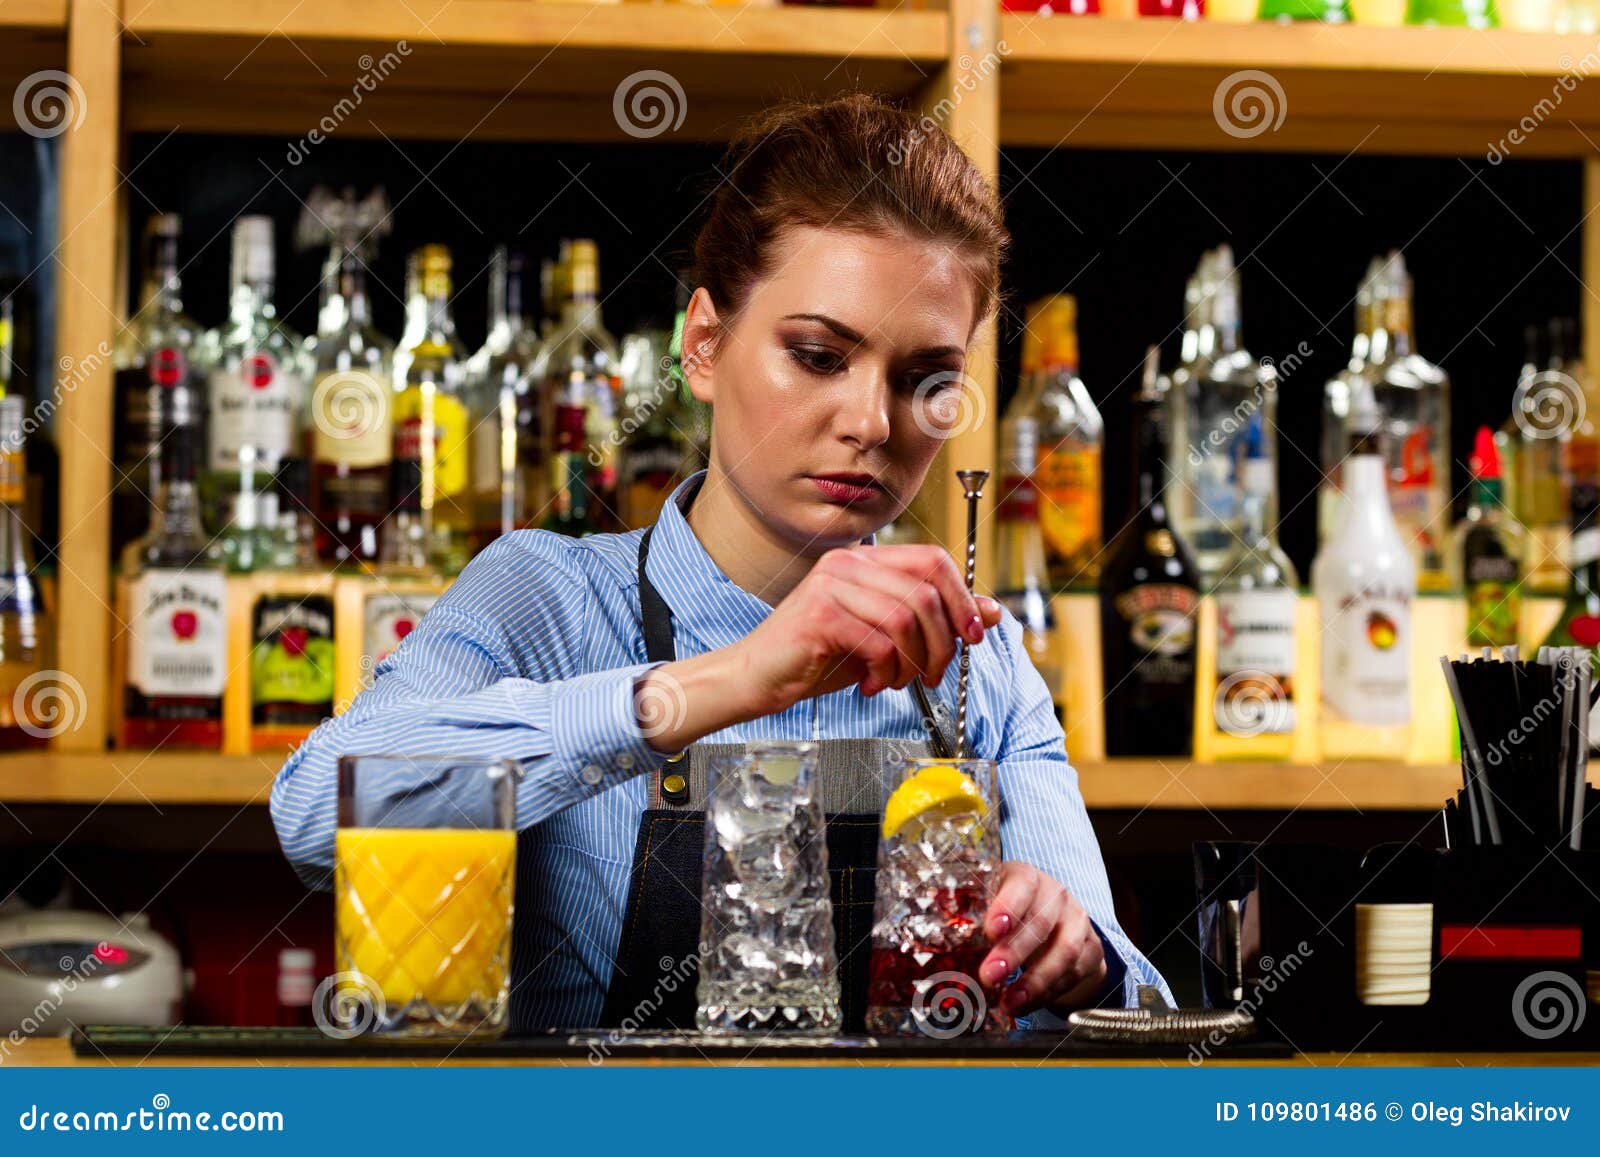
left=1469, top=425, right=1500, bottom=480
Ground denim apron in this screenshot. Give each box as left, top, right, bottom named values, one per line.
left=597, top=524, right=957, bottom=1032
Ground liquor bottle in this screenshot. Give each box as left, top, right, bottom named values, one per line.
left=1312, top=401, right=1414, bottom=758
left=515, top=253, right=565, bottom=530
left=1517, top=320, right=1574, bottom=594
left=276, top=948, right=317, bottom=1029
left=1033, top=296, right=1104, bottom=589
left=269, top=458, right=319, bottom=573
left=391, top=250, right=428, bottom=393
left=1100, top=368, right=1201, bottom=757
left=1205, top=416, right=1297, bottom=759
left=532, top=239, right=620, bottom=533
left=378, top=457, right=432, bottom=578
left=122, top=382, right=226, bottom=750
left=1554, top=317, right=1600, bottom=486
left=1539, top=483, right=1600, bottom=749
left=1319, top=258, right=1381, bottom=545
left=469, top=249, right=541, bottom=546
left=297, top=188, right=391, bottom=381
left=393, top=245, right=472, bottom=575
left=1451, top=426, right=1524, bottom=648
left=995, top=401, right=1062, bottom=700
left=112, top=215, right=206, bottom=567
left=0, top=398, right=50, bottom=749
left=667, top=279, right=711, bottom=474
left=1169, top=246, right=1278, bottom=584
left=249, top=585, right=334, bottom=751
left=1363, top=251, right=1451, bottom=591
left=209, top=217, right=304, bottom=571
left=309, top=231, right=394, bottom=568
left=617, top=329, right=693, bottom=530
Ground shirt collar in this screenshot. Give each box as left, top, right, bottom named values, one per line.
left=643, top=470, right=877, bottom=657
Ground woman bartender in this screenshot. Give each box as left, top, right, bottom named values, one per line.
left=271, top=92, right=1171, bottom=1032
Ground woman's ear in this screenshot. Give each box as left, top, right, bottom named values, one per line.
left=681, top=287, right=721, bottom=406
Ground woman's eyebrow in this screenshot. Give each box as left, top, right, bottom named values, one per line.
left=781, top=313, right=963, bottom=359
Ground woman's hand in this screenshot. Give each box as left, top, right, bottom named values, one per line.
left=978, top=862, right=1111, bottom=1017
left=633, top=543, right=1001, bottom=754
left=737, top=543, right=1001, bottom=712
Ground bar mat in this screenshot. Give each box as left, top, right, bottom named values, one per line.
left=71, top=1024, right=1292, bottom=1060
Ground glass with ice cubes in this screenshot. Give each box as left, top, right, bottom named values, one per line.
left=694, top=741, right=841, bottom=1033
left=865, top=756, right=1012, bottom=1037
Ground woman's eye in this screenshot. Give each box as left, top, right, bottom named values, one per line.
left=902, top=366, right=959, bottom=393
left=788, top=347, right=846, bottom=375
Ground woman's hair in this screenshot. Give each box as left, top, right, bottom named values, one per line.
left=693, top=92, right=1008, bottom=331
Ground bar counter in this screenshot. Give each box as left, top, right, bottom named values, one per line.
left=9, top=1037, right=1600, bottom=1068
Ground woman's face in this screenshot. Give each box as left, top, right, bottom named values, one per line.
left=684, top=225, right=978, bottom=553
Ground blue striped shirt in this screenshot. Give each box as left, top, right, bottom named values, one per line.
left=270, top=472, right=1172, bottom=1027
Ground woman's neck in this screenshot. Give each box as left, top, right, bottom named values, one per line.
left=686, top=469, right=818, bottom=606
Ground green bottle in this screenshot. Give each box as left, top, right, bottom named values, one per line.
left=1450, top=426, right=1523, bottom=648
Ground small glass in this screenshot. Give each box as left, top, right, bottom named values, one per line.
left=333, top=755, right=520, bottom=1038
left=695, top=741, right=841, bottom=1033
left=866, top=756, right=1012, bottom=1037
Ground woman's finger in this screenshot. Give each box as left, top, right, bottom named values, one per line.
left=979, top=863, right=1043, bottom=986
left=836, top=548, right=958, bottom=687
left=826, top=582, right=924, bottom=693
left=1006, top=902, right=1099, bottom=1015
left=866, top=545, right=986, bottom=645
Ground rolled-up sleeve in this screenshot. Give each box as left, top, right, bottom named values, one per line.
left=269, top=532, right=664, bottom=891
left=988, top=613, right=1173, bottom=1015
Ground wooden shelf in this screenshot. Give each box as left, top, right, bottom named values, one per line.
left=1000, top=18, right=1600, bottom=155
left=0, top=0, right=67, bottom=91
left=120, top=0, right=950, bottom=141
left=3, top=751, right=1588, bottom=811
left=0, top=751, right=279, bottom=806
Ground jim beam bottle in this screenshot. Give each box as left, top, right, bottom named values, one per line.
left=1100, top=368, right=1201, bottom=757
left=123, top=382, right=226, bottom=750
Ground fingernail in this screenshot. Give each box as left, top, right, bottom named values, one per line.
left=983, top=958, right=1010, bottom=985
left=964, top=615, right=984, bottom=643
left=991, top=913, right=1012, bottom=937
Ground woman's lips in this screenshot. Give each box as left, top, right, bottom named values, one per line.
left=809, top=475, right=884, bottom=505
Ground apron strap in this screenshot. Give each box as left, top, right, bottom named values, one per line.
left=635, top=522, right=955, bottom=806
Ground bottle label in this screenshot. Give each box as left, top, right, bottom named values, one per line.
left=997, top=473, right=1040, bottom=521
left=1464, top=554, right=1520, bottom=648
left=1036, top=445, right=1100, bottom=561
left=472, top=411, right=505, bottom=496
left=1572, top=527, right=1600, bottom=568
left=250, top=594, right=335, bottom=720
left=622, top=443, right=683, bottom=530
left=395, top=389, right=470, bottom=497
left=362, top=592, right=439, bottom=685
left=312, top=370, right=393, bottom=469
left=127, top=570, right=227, bottom=697
left=209, top=351, right=299, bottom=472
left=1321, top=583, right=1411, bottom=724
left=1114, top=583, right=1198, bottom=681
left=1214, top=589, right=1296, bottom=735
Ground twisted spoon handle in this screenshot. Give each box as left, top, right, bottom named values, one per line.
left=954, top=470, right=989, bottom=760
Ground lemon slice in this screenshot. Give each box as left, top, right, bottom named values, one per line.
left=881, top=763, right=988, bottom=839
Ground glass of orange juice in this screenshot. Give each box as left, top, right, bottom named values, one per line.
left=333, top=755, right=520, bottom=1038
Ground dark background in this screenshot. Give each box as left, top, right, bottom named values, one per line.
left=113, top=134, right=1586, bottom=580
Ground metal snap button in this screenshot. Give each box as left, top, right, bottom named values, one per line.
left=661, top=772, right=689, bottom=804
left=666, top=749, right=687, bottom=764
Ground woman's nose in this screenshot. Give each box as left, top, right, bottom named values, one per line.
left=837, top=373, right=892, bottom=450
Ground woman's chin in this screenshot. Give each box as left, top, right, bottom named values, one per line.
left=791, top=501, right=891, bottom=549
